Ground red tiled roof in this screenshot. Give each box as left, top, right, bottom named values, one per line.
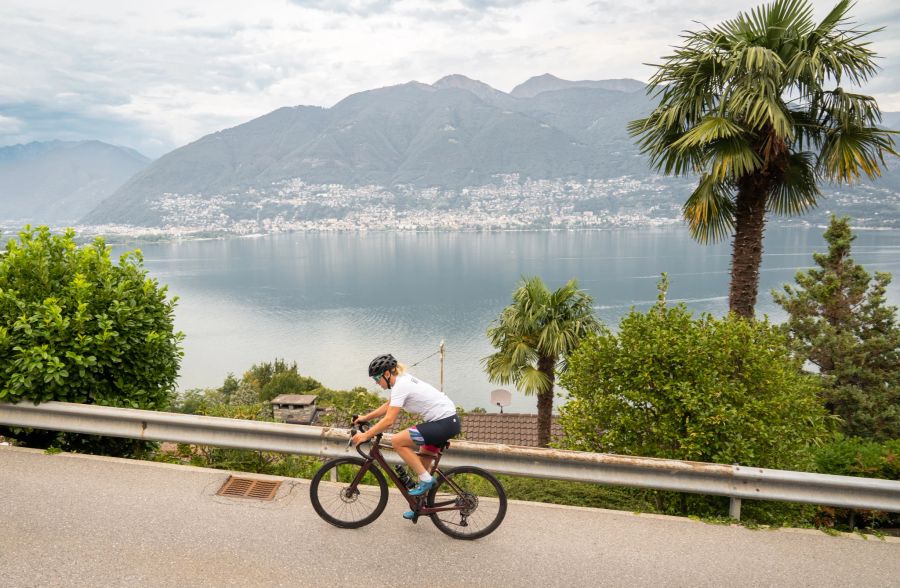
left=460, top=413, right=563, bottom=447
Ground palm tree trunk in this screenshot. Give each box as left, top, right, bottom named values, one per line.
left=536, top=355, right=555, bottom=447
left=729, top=178, right=768, bottom=319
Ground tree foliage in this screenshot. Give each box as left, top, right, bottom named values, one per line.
left=815, top=435, right=900, bottom=481
left=629, top=0, right=897, bottom=317
left=0, top=226, right=183, bottom=453
left=773, top=216, right=900, bottom=440
left=170, top=362, right=387, bottom=430
left=483, top=276, right=600, bottom=446
left=239, top=358, right=322, bottom=402
left=0, top=227, right=183, bottom=407
left=559, top=278, right=830, bottom=473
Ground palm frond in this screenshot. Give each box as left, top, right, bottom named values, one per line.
left=819, top=124, right=899, bottom=183
left=817, top=88, right=883, bottom=128
left=788, top=108, right=827, bottom=151
left=767, top=151, right=821, bottom=215
left=480, top=352, right=516, bottom=386
left=725, top=82, right=793, bottom=139
left=708, top=136, right=762, bottom=181
left=670, top=116, right=745, bottom=151
left=717, top=0, right=814, bottom=45
left=812, top=0, right=852, bottom=40
left=803, top=1, right=879, bottom=87
left=630, top=110, right=706, bottom=176
left=725, top=46, right=785, bottom=81
left=683, top=174, right=736, bottom=243
left=518, top=366, right=552, bottom=396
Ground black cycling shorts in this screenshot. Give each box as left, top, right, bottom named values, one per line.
left=409, top=414, right=461, bottom=447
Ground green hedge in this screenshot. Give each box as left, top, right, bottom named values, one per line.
left=812, top=436, right=899, bottom=531
left=815, top=436, right=900, bottom=480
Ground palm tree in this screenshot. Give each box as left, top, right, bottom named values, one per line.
left=629, top=0, right=897, bottom=318
left=483, top=277, right=600, bottom=447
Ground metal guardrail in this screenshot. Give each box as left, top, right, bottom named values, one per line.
left=2, top=401, right=899, bottom=518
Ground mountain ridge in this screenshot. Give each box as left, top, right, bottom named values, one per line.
left=510, top=73, right=646, bottom=97
left=83, top=74, right=651, bottom=225
left=77, top=74, right=898, bottom=230
left=0, top=140, right=150, bottom=224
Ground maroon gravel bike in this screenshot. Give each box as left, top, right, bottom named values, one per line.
left=309, top=420, right=507, bottom=540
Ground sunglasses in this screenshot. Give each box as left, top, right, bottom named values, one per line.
left=372, top=374, right=383, bottom=384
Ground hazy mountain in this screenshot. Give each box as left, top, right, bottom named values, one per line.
left=84, top=75, right=654, bottom=226
left=510, top=73, right=645, bottom=98
left=0, top=140, right=150, bottom=224
left=89, top=106, right=329, bottom=225
left=431, top=74, right=518, bottom=108
left=81, top=74, right=898, bottom=229
left=878, top=112, right=900, bottom=191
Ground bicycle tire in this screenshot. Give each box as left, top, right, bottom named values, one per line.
left=426, top=466, right=507, bottom=540
left=309, top=457, right=388, bottom=529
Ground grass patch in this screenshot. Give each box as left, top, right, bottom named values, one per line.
left=495, top=474, right=659, bottom=513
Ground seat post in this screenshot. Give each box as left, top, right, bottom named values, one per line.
left=418, top=446, right=443, bottom=474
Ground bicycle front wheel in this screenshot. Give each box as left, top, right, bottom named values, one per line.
left=427, top=466, right=507, bottom=540
left=309, top=457, right=388, bottom=528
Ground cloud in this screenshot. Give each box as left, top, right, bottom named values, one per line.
left=0, top=0, right=896, bottom=158
left=286, top=0, right=533, bottom=17
left=287, top=0, right=394, bottom=16
left=0, top=101, right=159, bottom=154
left=459, top=0, right=534, bottom=9
left=0, top=114, right=23, bottom=135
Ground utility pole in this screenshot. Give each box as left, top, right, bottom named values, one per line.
left=439, top=340, right=445, bottom=392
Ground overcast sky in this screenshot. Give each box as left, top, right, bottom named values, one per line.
left=1, top=0, right=898, bottom=158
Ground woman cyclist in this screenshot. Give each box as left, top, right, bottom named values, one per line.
left=351, top=353, right=461, bottom=519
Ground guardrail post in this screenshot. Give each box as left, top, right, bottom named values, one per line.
left=729, top=497, right=742, bottom=520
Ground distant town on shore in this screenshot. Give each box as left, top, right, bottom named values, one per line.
left=2, top=74, right=898, bottom=239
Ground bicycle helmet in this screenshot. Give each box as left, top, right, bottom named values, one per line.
left=368, top=353, right=398, bottom=377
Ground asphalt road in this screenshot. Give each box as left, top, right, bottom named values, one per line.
left=2, top=445, right=898, bottom=587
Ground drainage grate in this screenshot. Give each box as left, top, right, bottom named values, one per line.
left=216, top=476, right=281, bottom=501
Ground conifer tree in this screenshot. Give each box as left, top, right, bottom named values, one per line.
left=773, top=216, right=899, bottom=440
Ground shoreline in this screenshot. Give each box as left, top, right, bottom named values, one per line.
left=4, top=218, right=898, bottom=247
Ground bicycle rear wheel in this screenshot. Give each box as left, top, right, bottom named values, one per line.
left=426, top=466, right=507, bottom=540
left=309, top=457, right=388, bottom=528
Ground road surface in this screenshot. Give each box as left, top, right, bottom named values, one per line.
left=1, top=446, right=898, bottom=587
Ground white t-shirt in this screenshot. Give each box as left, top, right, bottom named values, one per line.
left=389, top=373, right=457, bottom=422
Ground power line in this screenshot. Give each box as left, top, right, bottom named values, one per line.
left=409, top=348, right=441, bottom=367
left=409, top=341, right=446, bottom=391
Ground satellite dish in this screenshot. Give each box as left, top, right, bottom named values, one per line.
left=490, top=389, right=511, bottom=414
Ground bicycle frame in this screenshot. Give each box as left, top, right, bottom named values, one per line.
left=350, top=432, right=466, bottom=516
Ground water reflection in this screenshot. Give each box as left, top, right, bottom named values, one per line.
left=118, top=227, right=900, bottom=413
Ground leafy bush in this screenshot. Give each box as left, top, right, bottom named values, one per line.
left=0, top=227, right=183, bottom=453
left=497, top=475, right=659, bottom=512
left=0, top=227, right=183, bottom=406
left=559, top=279, right=831, bottom=516
left=231, top=359, right=323, bottom=402
left=815, top=436, right=900, bottom=480
left=170, top=388, right=223, bottom=414
left=812, top=435, right=900, bottom=529
left=260, top=371, right=322, bottom=402
left=314, top=386, right=392, bottom=428
left=160, top=370, right=415, bottom=477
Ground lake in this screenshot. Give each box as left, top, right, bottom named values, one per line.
left=119, top=225, right=900, bottom=413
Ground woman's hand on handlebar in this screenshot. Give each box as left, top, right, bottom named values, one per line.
left=350, top=431, right=369, bottom=446
left=350, top=417, right=371, bottom=446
